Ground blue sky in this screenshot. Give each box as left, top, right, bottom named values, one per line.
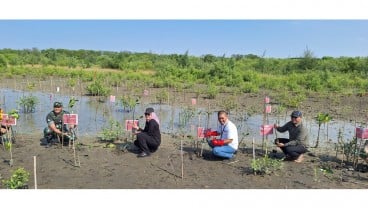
left=1, top=0, right=368, bottom=58
left=1, top=20, right=368, bottom=58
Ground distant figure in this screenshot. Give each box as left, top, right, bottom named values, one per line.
left=0, top=124, right=8, bottom=136
left=206, top=110, right=238, bottom=159
left=42, top=101, right=76, bottom=146
left=274, top=110, right=309, bottom=163
left=0, top=124, right=9, bottom=143
left=132, top=107, right=161, bottom=158
left=364, top=141, right=368, bottom=163
left=0, top=108, right=11, bottom=143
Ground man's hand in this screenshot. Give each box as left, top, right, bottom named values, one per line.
left=276, top=142, right=285, bottom=147
left=211, top=139, right=225, bottom=146
left=0, top=128, right=7, bottom=134
left=132, top=123, right=138, bottom=130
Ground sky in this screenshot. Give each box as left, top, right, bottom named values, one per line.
left=1, top=0, right=368, bottom=58
left=1, top=20, right=368, bottom=58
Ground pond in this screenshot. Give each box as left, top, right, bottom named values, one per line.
left=0, top=88, right=360, bottom=147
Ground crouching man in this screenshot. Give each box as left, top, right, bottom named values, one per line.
left=274, top=110, right=309, bottom=163
left=206, top=110, right=238, bottom=159
left=42, top=101, right=76, bottom=146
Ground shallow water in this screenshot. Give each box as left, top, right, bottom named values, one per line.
left=0, top=88, right=361, bottom=146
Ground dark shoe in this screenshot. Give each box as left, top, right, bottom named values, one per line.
left=40, top=138, right=49, bottom=146
left=150, top=147, right=158, bottom=153
left=223, top=155, right=237, bottom=161
left=137, top=152, right=150, bottom=158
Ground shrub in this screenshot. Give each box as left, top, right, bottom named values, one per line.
left=2, top=167, right=30, bottom=189
left=99, top=119, right=124, bottom=143
left=156, top=90, right=169, bottom=104
left=206, top=84, right=219, bottom=99
left=17, top=95, right=39, bottom=113
left=251, top=155, right=283, bottom=175
left=86, top=80, right=111, bottom=96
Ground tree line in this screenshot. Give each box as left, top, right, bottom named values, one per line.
left=0, top=47, right=367, bottom=95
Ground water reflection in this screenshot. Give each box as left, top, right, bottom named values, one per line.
left=0, top=88, right=358, bottom=146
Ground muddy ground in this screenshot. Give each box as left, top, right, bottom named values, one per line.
left=1, top=77, right=368, bottom=190
left=1, top=131, right=368, bottom=189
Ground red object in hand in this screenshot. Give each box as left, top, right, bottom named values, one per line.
left=211, top=139, right=225, bottom=146
left=205, top=130, right=219, bottom=137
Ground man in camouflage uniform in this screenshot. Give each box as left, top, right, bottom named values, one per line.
left=43, top=101, right=76, bottom=146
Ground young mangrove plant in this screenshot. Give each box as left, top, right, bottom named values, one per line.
left=99, top=119, right=124, bottom=143
left=17, top=95, right=39, bottom=113
left=155, top=90, right=169, bottom=104
left=2, top=167, right=30, bottom=189
left=178, top=106, right=196, bottom=129
left=314, top=112, right=332, bottom=148
left=251, top=155, right=283, bottom=175
left=86, top=79, right=111, bottom=96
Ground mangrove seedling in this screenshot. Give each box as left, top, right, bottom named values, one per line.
left=314, top=112, right=332, bottom=148
left=2, top=167, right=30, bottom=189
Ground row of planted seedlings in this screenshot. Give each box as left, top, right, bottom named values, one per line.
left=0, top=86, right=41, bottom=188
left=1, top=73, right=237, bottom=182
left=0, top=74, right=127, bottom=188
left=0, top=81, right=39, bottom=168
left=8, top=73, right=368, bottom=179
left=75, top=81, right=368, bottom=179
left=303, top=94, right=368, bottom=172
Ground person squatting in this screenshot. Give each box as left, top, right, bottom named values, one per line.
left=42, top=101, right=76, bottom=146
left=206, top=110, right=239, bottom=160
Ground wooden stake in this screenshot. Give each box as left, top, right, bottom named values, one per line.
left=33, top=156, right=37, bottom=189
left=181, top=140, right=184, bottom=179
left=252, top=137, right=256, bottom=160
left=252, top=137, right=256, bottom=176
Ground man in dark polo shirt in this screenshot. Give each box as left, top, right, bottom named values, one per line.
left=274, top=110, right=309, bottom=163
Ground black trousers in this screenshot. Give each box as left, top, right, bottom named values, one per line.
left=134, top=132, right=160, bottom=154
left=274, top=138, right=307, bottom=159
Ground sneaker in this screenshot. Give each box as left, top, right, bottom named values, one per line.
left=294, top=154, right=304, bottom=163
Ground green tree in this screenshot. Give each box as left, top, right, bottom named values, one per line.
left=0, top=54, right=7, bottom=68
left=298, top=47, right=318, bottom=70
